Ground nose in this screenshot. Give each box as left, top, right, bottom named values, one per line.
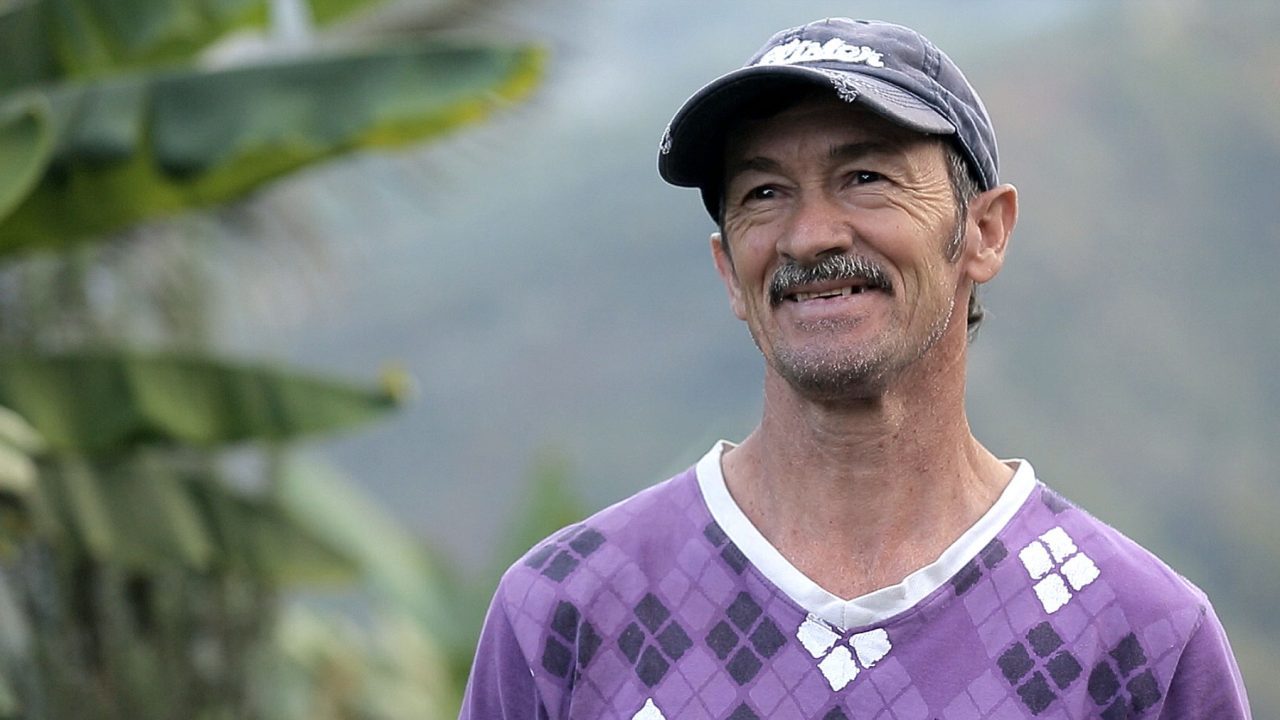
left=775, top=194, right=855, bottom=264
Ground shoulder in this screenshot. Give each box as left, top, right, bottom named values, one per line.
left=1029, top=483, right=1210, bottom=619
left=1006, top=481, right=1213, bottom=650
left=473, top=465, right=721, bottom=717
left=983, top=479, right=1250, bottom=716
left=488, top=464, right=708, bottom=635
left=1010, top=482, right=1252, bottom=713
left=514, top=464, right=704, bottom=577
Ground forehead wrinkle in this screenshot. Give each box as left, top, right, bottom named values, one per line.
left=827, top=139, right=906, bottom=165
left=721, top=100, right=942, bottom=197
left=725, top=155, right=783, bottom=182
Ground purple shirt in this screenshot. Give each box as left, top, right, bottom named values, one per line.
left=461, top=444, right=1250, bottom=719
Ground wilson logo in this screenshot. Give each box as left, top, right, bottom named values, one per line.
left=756, top=38, right=885, bottom=68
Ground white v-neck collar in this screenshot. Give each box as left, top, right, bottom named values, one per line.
left=695, top=440, right=1036, bottom=630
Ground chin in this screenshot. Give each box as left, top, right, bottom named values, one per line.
left=770, top=348, right=896, bottom=401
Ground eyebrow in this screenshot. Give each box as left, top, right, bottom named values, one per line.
left=725, top=140, right=907, bottom=184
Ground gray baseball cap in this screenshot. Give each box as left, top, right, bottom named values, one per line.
left=658, top=18, right=999, bottom=218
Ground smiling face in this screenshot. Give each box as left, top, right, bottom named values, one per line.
left=713, top=96, right=974, bottom=400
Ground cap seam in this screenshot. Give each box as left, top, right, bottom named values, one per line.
left=924, top=39, right=942, bottom=107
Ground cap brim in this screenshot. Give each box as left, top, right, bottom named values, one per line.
left=658, top=64, right=956, bottom=191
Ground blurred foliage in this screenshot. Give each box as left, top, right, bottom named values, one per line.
left=250, top=604, right=453, bottom=720
left=0, top=43, right=542, bottom=255
left=0, top=0, right=383, bottom=83
left=0, top=0, right=545, bottom=717
left=0, top=0, right=544, bottom=256
left=0, top=96, right=52, bottom=224
left=0, top=351, right=405, bottom=452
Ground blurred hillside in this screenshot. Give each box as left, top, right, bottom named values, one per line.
left=970, top=3, right=1280, bottom=705
left=212, top=0, right=1278, bottom=713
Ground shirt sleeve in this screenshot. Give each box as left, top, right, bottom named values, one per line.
left=1159, top=603, right=1252, bottom=719
left=458, top=591, right=545, bottom=720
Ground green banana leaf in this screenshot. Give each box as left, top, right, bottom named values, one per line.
left=254, top=605, right=451, bottom=720
left=274, top=456, right=455, bottom=639
left=0, top=572, right=22, bottom=719
left=0, top=41, right=544, bottom=256
left=0, top=0, right=393, bottom=88
left=0, top=0, right=59, bottom=93
left=0, top=406, right=43, bottom=455
left=0, top=95, right=55, bottom=225
left=38, top=454, right=211, bottom=569
left=37, top=456, right=112, bottom=555
left=35, top=452, right=359, bottom=581
left=0, top=406, right=42, bottom=496
left=191, top=473, right=360, bottom=584
left=0, top=351, right=405, bottom=453
left=0, top=406, right=54, bottom=552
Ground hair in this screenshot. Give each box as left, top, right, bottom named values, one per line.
left=943, top=144, right=985, bottom=341
left=715, top=134, right=988, bottom=341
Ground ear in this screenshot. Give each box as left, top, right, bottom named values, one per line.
left=963, top=183, right=1018, bottom=284
left=710, top=232, right=748, bottom=320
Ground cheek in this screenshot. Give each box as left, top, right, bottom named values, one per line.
left=886, top=198, right=953, bottom=238
left=727, top=221, right=773, bottom=263
left=895, top=236, right=962, bottom=308
left=720, top=234, right=775, bottom=291
left=713, top=245, right=754, bottom=321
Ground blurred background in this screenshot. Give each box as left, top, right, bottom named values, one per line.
left=0, top=0, right=1275, bottom=717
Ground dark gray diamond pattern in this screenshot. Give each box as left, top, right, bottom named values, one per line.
left=524, top=524, right=605, bottom=582
left=540, top=600, right=601, bottom=679
left=1041, top=489, right=1073, bottom=514
left=952, top=538, right=1009, bottom=595
left=999, top=621, right=1083, bottom=714
left=617, top=594, right=692, bottom=688
left=704, top=591, right=788, bottom=686
left=1089, top=633, right=1163, bottom=718
left=704, top=522, right=749, bottom=574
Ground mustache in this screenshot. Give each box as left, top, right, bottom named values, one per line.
left=768, top=255, right=893, bottom=307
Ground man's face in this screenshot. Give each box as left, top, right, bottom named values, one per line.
left=713, top=96, right=970, bottom=399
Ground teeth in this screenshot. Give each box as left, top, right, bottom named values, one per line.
left=793, top=286, right=864, bottom=301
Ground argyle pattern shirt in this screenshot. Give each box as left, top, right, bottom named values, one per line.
left=460, top=443, right=1250, bottom=719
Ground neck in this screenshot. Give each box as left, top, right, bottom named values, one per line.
left=721, top=328, right=1013, bottom=600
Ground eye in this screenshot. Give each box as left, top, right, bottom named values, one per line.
left=848, top=170, right=884, bottom=185
left=742, top=185, right=779, bottom=203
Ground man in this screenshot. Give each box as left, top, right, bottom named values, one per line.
left=461, top=18, right=1251, bottom=719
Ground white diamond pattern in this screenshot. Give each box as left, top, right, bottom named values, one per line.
left=1033, top=573, right=1071, bottom=614
left=817, top=645, right=860, bottom=691
left=1019, top=526, right=1098, bottom=614
left=796, top=615, right=893, bottom=691
left=632, top=697, right=666, bottom=720
left=851, top=627, right=891, bottom=667
left=1018, top=541, right=1053, bottom=580
left=1040, top=527, right=1078, bottom=562
left=1061, top=553, right=1100, bottom=591
left=797, top=614, right=840, bottom=657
